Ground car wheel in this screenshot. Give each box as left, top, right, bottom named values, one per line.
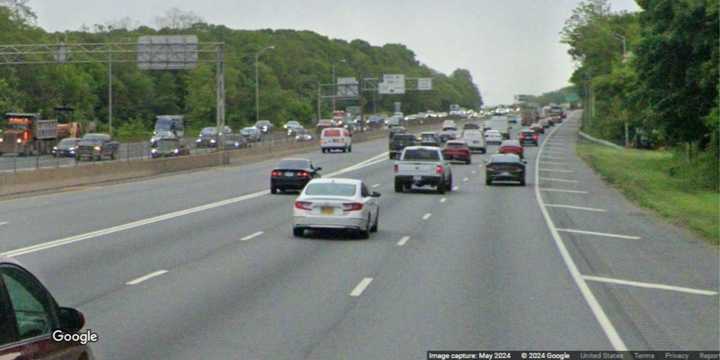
left=110, top=152, right=116, bottom=160
left=394, top=179, right=404, bottom=193
left=321, top=148, right=326, bottom=153
left=271, top=186, right=277, bottom=194
left=358, top=215, right=371, bottom=239
left=293, top=227, right=304, bottom=237
left=437, top=182, right=446, bottom=194
left=348, top=146, right=352, bottom=153
left=465, top=158, right=471, bottom=165
left=370, top=209, right=379, bottom=233
left=481, top=148, right=486, bottom=154
left=447, top=175, right=453, bottom=191
left=520, top=178, right=526, bottom=186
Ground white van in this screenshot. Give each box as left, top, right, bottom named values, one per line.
left=462, top=129, right=486, bottom=153
left=321, top=127, right=352, bottom=153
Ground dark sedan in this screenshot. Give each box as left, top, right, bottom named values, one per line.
left=0, top=256, right=94, bottom=360
left=270, top=158, right=322, bottom=194
left=51, top=137, right=80, bottom=157
left=485, top=154, right=526, bottom=186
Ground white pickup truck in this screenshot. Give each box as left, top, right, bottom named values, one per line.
left=393, top=146, right=453, bottom=194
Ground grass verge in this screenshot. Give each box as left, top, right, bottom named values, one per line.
left=576, top=143, right=719, bottom=245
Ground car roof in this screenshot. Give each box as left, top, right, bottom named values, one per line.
left=446, top=140, right=466, bottom=145
left=420, top=131, right=437, bottom=135
left=490, top=153, right=522, bottom=162
left=307, top=178, right=361, bottom=186
left=404, top=146, right=440, bottom=151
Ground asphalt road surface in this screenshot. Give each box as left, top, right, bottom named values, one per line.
left=0, top=111, right=717, bottom=359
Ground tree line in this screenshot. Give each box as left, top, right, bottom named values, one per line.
left=0, top=4, right=483, bottom=137
left=560, top=0, right=718, bottom=189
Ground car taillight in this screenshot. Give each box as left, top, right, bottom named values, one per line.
left=393, top=164, right=399, bottom=173
left=343, top=202, right=363, bottom=211
left=436, top=165, right=444, bottom=174
left=294, top=201, right=313, bottom=210
left=298, top=171, right=310, bottom=177
left=271, top=171, right=281, bottom=177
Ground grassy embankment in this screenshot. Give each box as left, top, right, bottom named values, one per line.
left=577, top=143, right=719, bottom=245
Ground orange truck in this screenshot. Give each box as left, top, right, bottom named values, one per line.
left=0, top=113, right=81, bottom=156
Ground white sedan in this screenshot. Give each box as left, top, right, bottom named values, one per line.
left=293, top=178, right=381, bottom=239
left=484, top=129, right=503, bottom=145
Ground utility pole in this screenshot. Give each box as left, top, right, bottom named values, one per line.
left=614, top=33, right=629, bottom=147
left=317, top=81, right=322, bottom=123
left=255, top=45, right=275, bottom=123
left=216, top=44, right=226, bottom=155
left=108, top=48, right=112, bottom=135
left=331, top=59, right=346, bottom=113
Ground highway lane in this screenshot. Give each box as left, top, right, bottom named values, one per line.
left=1, top=112, right=716, bottom=359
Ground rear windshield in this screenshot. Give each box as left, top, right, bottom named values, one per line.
left=393, top=135, right=416, bottom=142
left=278, top=160, right=309, bottom=169
left=446, top=143, right=466, bottom=148
left=521, top=131, right=535, bottom=136
left=403, top=148, right=440, bottom=161
left=305, top=183, right=356, bottom=197
left=323, top=129, right=343, bottom=137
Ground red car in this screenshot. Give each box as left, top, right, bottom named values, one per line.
left=442, top=140, right=472, bottom=164
left=519, top=129, right=539, bottom=146
left=499, top=140, right=524, bottom=159
left=0, top=256, right=94, bottom=359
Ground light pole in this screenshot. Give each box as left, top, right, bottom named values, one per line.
left=331, top=58, right=346, bottom=113
left=613, top=33, right=629, bottom=146
left=255, top=45, right=275, bottom=123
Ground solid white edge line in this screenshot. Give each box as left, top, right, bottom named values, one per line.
left=240, top=231, right=264, bottom=241
left=2, top=152, right=390, bottom=258
left=126, top=270, right=168, bottom=285
left=422, top=213, right=432, bottom=220
left=540, top=188, right=589, bottom=194
left=397, top=236, right=410, bottom=246
left=540, top=177, right=579, bottom=183
left=540, top=161, right=568, bottom=165
left=556, top=228, right=641, bottom=240
left=350, top=277, right=373, bottom=297
left=544, top=204, right=607, bottom=212
left=540, top=168, right=575, bottom=173
left=534, top=117, right=628, bottom=350
left=583, top=275, right=718, bottom=296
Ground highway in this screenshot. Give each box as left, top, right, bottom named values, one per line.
left=0, top=111, right=717, bottom=359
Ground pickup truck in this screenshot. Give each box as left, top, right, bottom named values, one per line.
left=393, top=146, right=453, bottom=194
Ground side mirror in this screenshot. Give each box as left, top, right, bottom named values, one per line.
left=314, top=166, right=323, bottom=172
left=370, top=191, right=381, bottom=198
left=58, top=307, right=85, bottom=333
left=523, top=160, right=528, bottom=165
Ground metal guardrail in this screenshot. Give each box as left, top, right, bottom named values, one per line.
left=578, top=131, right=624, bottom=150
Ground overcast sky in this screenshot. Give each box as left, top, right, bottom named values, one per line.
left=30, top=0, right=640, bottom=105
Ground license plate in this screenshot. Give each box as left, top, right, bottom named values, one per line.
left=321, top=207, right=334, bottom=215
left=413, top=175, right=422, bottom=181
left=285, top=172, right=294, bottom=177
left=500, top=172, right=511, bottom=176
left=473, top=140, right=479, bottom=144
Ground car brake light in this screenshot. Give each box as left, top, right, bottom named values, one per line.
left=393, top=164, right=399, bottom=173
left=294, top=201, right=313, bottom=210
left=271, top=171, right=281, bottom=177
left=342, top=202, right=363, bottom=211
left=436, top=165, right=444, bottom=174
left=298, top=171, right=310, bottom=177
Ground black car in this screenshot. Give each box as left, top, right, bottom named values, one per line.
left=223, top=134, right=249, bottom=150
left=485, top=154, right=526, bottom=186
left=270, top=158, right=322, bottom=194
left=419, top=132, right=441, bottom=147
left=75, top=133, right=119, bottom=161
left=388, top=126, right=407, bottom=140
left=196, top=126, right=232, bottom=148
left=462, top=123, right=481, bottom=130
left=51, top=137, right=80, bottom=157
left=389, top=133, right=417, bottom=159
